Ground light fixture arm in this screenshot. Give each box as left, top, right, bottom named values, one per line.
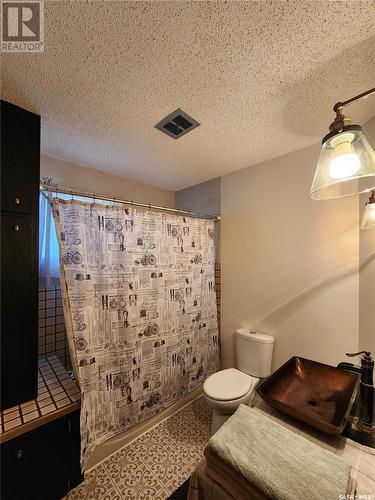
left=329, top=87, right=375, bottom=133
left=333, top=87, right=375, bottom=113
left=368, top=189, right=375, bottom=205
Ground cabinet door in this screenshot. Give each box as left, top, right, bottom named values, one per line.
left=1, top=416, right=72, bottom=500
left=68, top=410, right=84, bottom=490
left=1, top=100, right=40, bottom=215
left=1, top=213, right=38, bottom=409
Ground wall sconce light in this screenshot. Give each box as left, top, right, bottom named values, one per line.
left=310, top=87, right=375, bottom=200
left=361, top=190, right=375, bottom=230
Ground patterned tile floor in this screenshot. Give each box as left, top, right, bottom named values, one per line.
left=64, top=391, right=375, bottom=499
left=65, top=397, right=211, bottom=500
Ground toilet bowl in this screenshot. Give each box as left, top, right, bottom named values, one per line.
left=204, top=329, right=274, bottom=435
left=204, top=368, right=259, bottom=434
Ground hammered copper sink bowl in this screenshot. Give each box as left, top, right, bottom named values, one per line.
left=257, top=357, right=361, bottom=434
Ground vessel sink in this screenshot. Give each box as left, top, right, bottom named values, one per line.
left=257, top=356, right=360, bottom=434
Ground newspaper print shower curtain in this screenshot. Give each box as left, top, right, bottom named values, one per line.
left=51, top=198, right=220, bottom=469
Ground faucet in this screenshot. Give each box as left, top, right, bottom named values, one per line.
left=337, top=351, right=374, bottom=433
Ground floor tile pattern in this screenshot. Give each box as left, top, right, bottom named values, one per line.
left=65, top=392, right=375, bottom=499
left=0, top=355, right=80, bottom=438
left=65, top=397, right=212, bottom=500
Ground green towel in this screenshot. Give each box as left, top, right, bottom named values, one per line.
left=208, top=404, right=351, bottom=500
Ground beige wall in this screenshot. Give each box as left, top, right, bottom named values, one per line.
left=41, top=155, right=175, bottom=207
left=359, top=118, right=375, bottom=354
left=221, top=143, right=359, bottom=371
left=176, top=177, right=221, bottom=262
left=176, top=177, right=221, bottom=215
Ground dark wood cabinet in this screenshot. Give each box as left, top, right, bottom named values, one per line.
left=1, top=410, right=83, bottom=500
left=0, top=102, right=83, bottom=500
left=1, top=100, right=40, bottom=410
left=1, top=101, right=40, bottom=215
left=1, top=213, right=38, bottom=404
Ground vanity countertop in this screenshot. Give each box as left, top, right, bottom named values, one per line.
left=0, top=355, right=80, bottom=443
left=252, top=393, right=375, bottom=495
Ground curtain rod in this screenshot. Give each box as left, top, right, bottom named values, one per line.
left=40, top=184, right=221, bottom=222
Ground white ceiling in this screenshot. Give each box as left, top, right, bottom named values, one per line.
left=2, top=1, right=375, bottom=191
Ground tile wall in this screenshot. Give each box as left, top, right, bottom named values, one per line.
left=38, top=284, right=71, bottom=370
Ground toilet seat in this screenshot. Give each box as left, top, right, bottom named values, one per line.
left=203, top=368, right=257, bottom=401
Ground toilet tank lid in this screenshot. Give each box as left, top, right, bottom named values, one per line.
left=236, top=328, right=274, bottom=344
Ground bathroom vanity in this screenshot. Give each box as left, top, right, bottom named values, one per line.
left=191, top=395, right=375, bottom=498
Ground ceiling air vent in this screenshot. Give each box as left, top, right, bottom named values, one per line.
left=155, top=108, right=200, bottom=139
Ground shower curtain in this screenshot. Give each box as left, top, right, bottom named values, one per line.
left=51, top=198, right=220, bottom=469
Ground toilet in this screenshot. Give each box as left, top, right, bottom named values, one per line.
left=204, top=328, right=274, bottom=434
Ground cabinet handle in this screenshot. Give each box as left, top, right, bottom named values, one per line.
left=14, top=197, right=21, bottom=205
left=14, top=224, right=21, bottom=232
left=16, top=449, right=22, bottom=459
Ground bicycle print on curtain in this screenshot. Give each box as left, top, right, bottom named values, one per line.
left=51, top=198, right=220, bottom=469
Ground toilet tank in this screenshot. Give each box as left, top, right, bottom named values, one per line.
left=236, top=329, right=274, bottom=378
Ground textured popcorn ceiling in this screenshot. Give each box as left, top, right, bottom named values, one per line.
left=1, top=1, right=375, bottom=190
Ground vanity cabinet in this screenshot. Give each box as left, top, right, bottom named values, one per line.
left=1, top=100, right=40, bottom=410
left=0, top=410, right=83, bottom=500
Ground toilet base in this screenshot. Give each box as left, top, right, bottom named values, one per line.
left=211, top=410, right=231, bottom=435
left=209, top=391, right=256, bottom=436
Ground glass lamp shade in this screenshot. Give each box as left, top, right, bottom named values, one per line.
left=361, top=202, right=375, bottom=229
left=310, top=125, right=375, bottom=200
